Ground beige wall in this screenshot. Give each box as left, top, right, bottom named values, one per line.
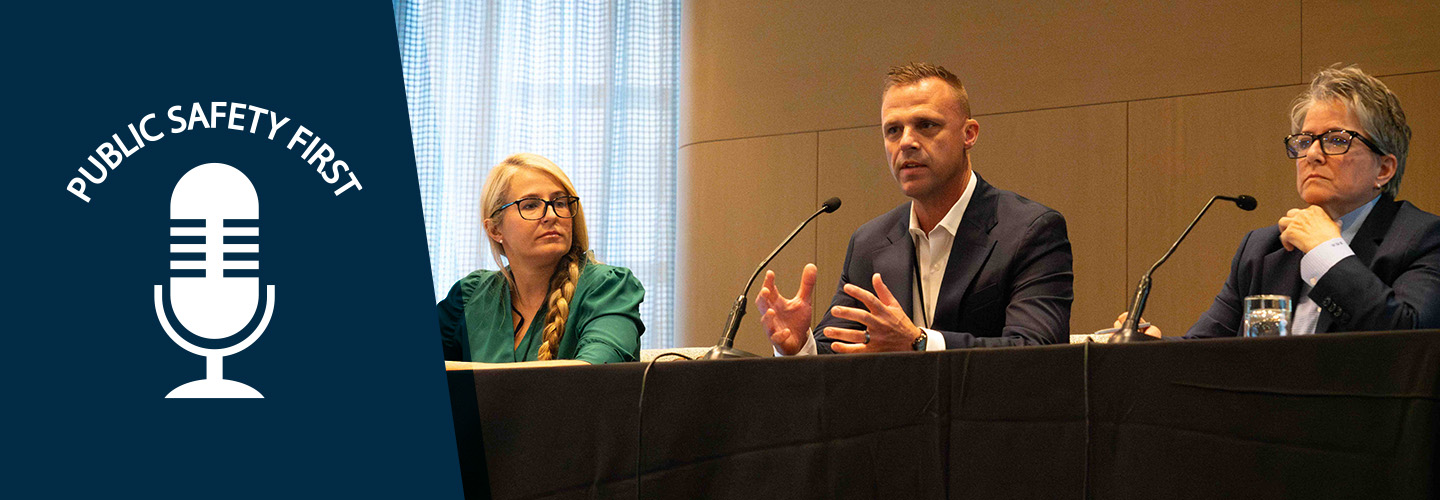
left=678, top=0, right=1440, bottom=353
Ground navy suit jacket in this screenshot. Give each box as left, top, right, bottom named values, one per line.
left=1186, top=195, right=1440, bottom=338
left=814, top=174, right=1074, bottom=352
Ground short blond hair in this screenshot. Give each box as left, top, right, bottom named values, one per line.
left=885, top=62, right=971, bottom=117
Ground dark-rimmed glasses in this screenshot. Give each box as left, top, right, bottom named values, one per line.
left=491, top=196, right=580, bottom=220
left=1284, top=129, right=1388, bottom=159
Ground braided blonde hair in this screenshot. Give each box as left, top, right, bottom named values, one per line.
left=535, top=246, right=586, bottom=359
left=480, top=153, right=596, bottom=360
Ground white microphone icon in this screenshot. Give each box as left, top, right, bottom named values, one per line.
left=154, top=162, right=275, bottom=399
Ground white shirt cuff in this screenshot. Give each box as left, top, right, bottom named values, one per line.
left=774, top=329, right=819, bottom=357
left=1300, top=237, right=1354, bottom=287
left=923, top=327, right=945, bottom=351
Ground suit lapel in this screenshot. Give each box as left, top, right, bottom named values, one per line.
left=1262, top=247, right=1305, bottom=306
left=1349, top=195, right=1397, bottom=268
left=934, top=176, right=998, bottom=327
left=879, top=203, right=916, bottom=316
left=1317, top=195, right=1396, bottom=333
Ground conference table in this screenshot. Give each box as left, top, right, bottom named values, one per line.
left=446, top=330, right=1440, bottom=499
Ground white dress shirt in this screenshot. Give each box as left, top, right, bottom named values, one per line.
left=906, top=170, right=978, bottom=350
left=781, top=170, right=977, bottom=355
left=1290, top=195, right=1380, bottom=335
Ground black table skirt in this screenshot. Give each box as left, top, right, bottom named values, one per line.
left=449, top=331, right=1440, bottom=499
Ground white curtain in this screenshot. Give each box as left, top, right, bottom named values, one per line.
left=395, top=0, right=678, bottom=349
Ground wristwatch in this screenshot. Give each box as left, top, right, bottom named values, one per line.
left=911, top=330, right=928, bottom=351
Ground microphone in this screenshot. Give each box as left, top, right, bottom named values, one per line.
left=154, top=162, right=276, bottom=397
left=1110, top=194, right=1256, bottom=343
left=1226, top=194, right=1257, bottom=211
left=702, top=197, right=842, bottom=359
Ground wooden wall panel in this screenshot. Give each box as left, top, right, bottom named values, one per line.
left=815, top=127, right=911, bottom=327
left=1126, top=87, right=1303, bottom=335
left=677, top=134, right=817, bottom=355
left=683, top=0, right=1297, bottom=145
left=1303, top=0, right=1440, bottom=77
left=1382, top=72, right=1440, bottom=213
left=972, top=103, right=1128, bottom=335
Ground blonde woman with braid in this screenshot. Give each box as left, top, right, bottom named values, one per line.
left=438, top=153, right=645, bottom=365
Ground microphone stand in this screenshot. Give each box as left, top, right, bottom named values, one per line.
left=1110, top=195, right=1253, bottom=343
left=702, top=200, right=839, bottom=359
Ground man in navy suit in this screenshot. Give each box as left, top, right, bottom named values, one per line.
left=757, top=63, right=1074, bottom=355
left=1120, top=65, right=1440, bottom=338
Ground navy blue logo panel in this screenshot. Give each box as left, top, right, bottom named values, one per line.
left=9, top=2, right=462, bottom=497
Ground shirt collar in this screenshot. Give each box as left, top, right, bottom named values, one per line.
left=1337, top=195, right=1381, bottom=244
left=908, top=170, right=977, bottom=239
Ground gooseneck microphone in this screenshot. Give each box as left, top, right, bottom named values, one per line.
left=1110, top=194, right=1256, bottom=343
left=701, top=197, right=842, bottom=359
left=154, top=163, right=276, bottom=397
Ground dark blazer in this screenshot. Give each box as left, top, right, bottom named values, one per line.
left=814, top=174, right=1074, bottom=352
left=1186, top=195, right=1440, bottom=338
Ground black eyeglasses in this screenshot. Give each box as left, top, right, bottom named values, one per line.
left=1284, top=129, right=1388, bottom=159
left=491, top=196, right=580, bottom=220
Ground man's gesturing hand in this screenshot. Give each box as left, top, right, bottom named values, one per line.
left=827, top=273, right=924, bottom=353
left=756, top=263, right=818, bottom=356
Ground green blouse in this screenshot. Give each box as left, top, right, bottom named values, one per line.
left=438, top=264, right=645, bottom=364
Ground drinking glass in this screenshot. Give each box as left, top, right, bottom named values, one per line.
left=1241, top=294, right=1291, bottom=337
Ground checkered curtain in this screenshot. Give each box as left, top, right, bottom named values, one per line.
left=395, top=0, right=678, bottom=349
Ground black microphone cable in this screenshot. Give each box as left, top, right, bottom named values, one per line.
left=635, top=351, right=692, bottom=500
left=635, top=197, right=842, bottom=495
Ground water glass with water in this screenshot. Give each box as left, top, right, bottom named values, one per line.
left=1241, top=294, right=1291, bottom=337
